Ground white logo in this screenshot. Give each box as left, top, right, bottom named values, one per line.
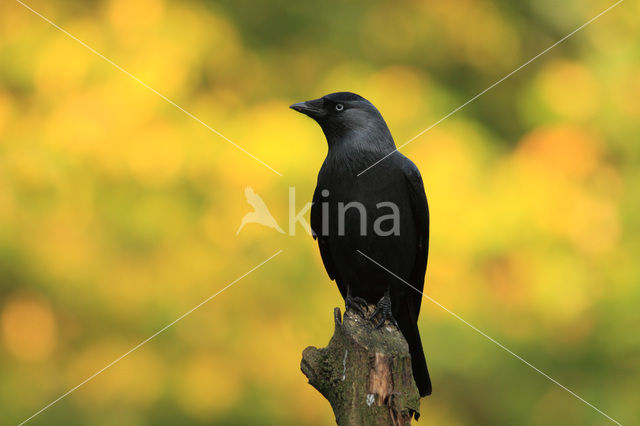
left=236, top=187, right=400, bottom=237
left=236, top=187, right=285, bottom=235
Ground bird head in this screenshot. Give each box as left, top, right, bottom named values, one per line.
left=290, top=92, right=394, bottom=150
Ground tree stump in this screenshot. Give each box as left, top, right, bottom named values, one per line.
left=301, top=306, right=421, bottom=426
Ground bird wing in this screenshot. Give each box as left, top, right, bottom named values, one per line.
left=311, top=185, right=337, bottom=282
left=403, top=159, right=430, bottom=314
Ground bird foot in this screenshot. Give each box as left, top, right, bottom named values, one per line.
left=369, top=294, right=399, bottom=329
left=345, top=295, right=368, bottom=317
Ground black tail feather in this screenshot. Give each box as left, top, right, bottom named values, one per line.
left=398, top=313, right=431, bottom=397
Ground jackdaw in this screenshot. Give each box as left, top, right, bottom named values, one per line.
left=290, top=92, right=432, bottom=397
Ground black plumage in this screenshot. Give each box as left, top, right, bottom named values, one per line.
left=291, top=92, right=432, bottom=397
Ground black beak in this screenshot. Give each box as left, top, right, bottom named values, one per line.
left=289, top=98, right=325, bottom=119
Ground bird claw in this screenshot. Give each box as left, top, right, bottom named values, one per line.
left=345, top=295, right=368, bottom=317
left=369, top=293, right=398, bottom=329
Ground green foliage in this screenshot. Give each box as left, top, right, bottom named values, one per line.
left=0, top=0, right=638, bottom=424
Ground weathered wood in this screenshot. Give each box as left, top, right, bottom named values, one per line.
left=301, top=306, right=421, bottom=426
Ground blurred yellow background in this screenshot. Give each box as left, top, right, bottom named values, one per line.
left=0, top=0, right=638, bottom=424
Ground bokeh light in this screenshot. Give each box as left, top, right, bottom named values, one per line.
left=0, top=0, right=637, bottom=425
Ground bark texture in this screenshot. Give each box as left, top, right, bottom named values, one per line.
left=301, top=306, right=420, bottom=426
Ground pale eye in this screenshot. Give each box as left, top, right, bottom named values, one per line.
left=335, top=104, right=344, bottom=112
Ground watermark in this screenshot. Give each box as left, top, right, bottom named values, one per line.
left=236, top=187, right=400, bottom=237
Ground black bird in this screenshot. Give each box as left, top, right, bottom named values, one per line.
left=290, top=92, right=432, bottom=397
